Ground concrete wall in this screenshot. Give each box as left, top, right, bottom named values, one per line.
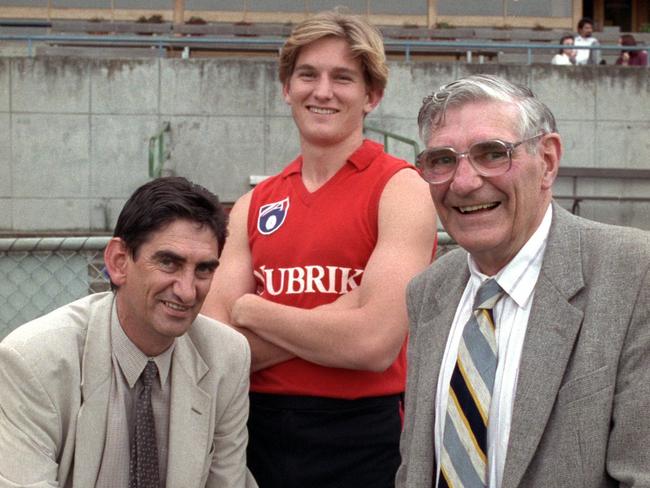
left=0, top=56, right=648, bottom=233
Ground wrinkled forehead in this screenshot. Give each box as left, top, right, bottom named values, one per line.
left=428, top=99, right=522, bottom=144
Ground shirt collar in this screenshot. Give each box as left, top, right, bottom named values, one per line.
left=110, top=301, right=175, bottom=388
left=281, top=139, right=384, bottom=178
left=468, top=203, right=553, bottom=308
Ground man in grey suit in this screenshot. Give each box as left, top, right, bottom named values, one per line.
left=0, top=177, right=257, bottom=487
left=396, top=74, right=650, bottom=488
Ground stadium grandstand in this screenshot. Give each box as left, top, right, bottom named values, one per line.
left=0, top=0, right=649, bottom=332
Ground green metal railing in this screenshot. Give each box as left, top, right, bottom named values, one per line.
left=363, top=125, right=420, bottom=163
left=148, top=121, right=171, bottom=177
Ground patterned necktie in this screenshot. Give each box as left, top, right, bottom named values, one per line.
left=129, top=360, right=160, bottom=488
left=439, top=278, right=505, bottom=488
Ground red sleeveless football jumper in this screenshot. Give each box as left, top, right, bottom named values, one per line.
left=247, top=139, right=415, bottom=399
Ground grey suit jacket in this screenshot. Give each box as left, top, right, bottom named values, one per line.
left=0, top=292, right=257, bottom=488
left=396, top=203, right=650, bottom=487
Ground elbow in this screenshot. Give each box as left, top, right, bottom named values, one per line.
left=348, top=340, right=403, bottom=373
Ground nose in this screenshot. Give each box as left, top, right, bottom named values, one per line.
left=448, top=154, right=484, bottom=195
left=173, top=270, right=197, bottom=304
left=313, top=75, right=333, bottom=100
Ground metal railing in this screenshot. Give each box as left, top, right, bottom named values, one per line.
left=2, top=33, right=647, bottom=64
left=364, top=125, right=421, bottom=163
left=148, top=121, right=171, bottom=178
left=555, top=167, right=650, bottom=214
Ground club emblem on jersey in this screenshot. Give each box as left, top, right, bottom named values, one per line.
left=258, top=197, right=290, bottom=235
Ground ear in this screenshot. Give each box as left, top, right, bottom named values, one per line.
left=103, top=238, right=130, bottom=287
left=539, top=133, right=562, bottom=190
left=363, top=87, right=383, bottom=115
left=282, top=80, right=292, bottom=105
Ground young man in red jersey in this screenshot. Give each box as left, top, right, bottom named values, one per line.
left=202, top=10, right=436, bottom=488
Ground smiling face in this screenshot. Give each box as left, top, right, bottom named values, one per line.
left=106, top=218, right=220, bottom=356
left=426, top=101, right=560, bottom=275
left=283, top=36, right=381, bottom=149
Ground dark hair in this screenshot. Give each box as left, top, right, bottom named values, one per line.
left=559, top=35, right=574, bottom=54
left=620, top=33, right=637, bottom=48
left=577, top=17, right=593, bottom=30
left=113, top=176, right=228, bottom=259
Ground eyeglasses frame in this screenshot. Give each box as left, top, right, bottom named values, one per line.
left=416, top=133, right=546, bottom=185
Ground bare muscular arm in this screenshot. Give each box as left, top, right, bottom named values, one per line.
left=229, top=169, right=437, bottom=372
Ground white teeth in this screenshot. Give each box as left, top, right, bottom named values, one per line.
left=164, top=301, right=188, bottom=311
left=458, top=203, right=498, bottom=213
left=309, top=107, right=337, bottom=114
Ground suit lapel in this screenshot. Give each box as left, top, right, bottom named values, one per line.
left=502, top=203, right=586, bottom=488
left=73, top=293, right=114, bottom=487
left=407, top=252, right=469, bottom=483
left=166, top=333, right=212, bottom=487
left=415, top=256, right=470, bottom=413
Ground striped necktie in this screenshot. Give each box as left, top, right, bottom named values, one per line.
left=439, top=278, right=505, bottom=488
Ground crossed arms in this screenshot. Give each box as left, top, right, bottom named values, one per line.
left=201, top=169, right=437, bottom=372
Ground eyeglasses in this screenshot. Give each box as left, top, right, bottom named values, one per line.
left=416, top=134, right=545, bottom=185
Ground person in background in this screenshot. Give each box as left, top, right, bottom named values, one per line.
left=0, top=177, right=257, bottom=488
left=201, top=9, right=437, bottom=488
left=616, top=34, right=649, bottom=66
left=551, top=35, right=577, bottom=65
left=397, top=74, right=650, bottom=487
left=574, top=17, right=600, bottom=65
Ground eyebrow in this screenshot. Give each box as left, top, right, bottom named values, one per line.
left=294, top=64, right=359, bottom=77
left=152, top=250, right=219, bottom=270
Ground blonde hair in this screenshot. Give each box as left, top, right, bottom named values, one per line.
left=279, top=10, right=388, bottom=94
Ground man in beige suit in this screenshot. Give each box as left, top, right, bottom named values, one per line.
left=397, top=75, right=650, bottom=487
left=0, top=177, right=257, bottom=487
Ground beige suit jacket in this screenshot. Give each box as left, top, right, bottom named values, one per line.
left=0, top=292, right=257, bottom=488
left=396, top=203, right=650, bottom=487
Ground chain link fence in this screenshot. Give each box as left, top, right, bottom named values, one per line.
left=0, top=237, right=110, bottom=339
left=0, top=233, right=455, bottom=340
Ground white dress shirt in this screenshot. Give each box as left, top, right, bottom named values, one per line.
left=574, top=35, right=600, bottom=65
left=434, top=204, right=553, bottom=488
left=96, top=302, right=175, bottom=488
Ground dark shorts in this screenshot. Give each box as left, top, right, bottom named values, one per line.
left=247, top=393, right=403, bottom=488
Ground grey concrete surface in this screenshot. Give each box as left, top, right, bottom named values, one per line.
left=90, top=115, right=158, bottom=197
left=91, top=60, right=159, bottom=115
left=168, top=115, right=268, bottom=202
left=0, top=200, right=11, bottom=230
left=12, top=198, right=90, bottom=231
left=0, top=59, right=9, bottom=112
left=0, top=56, right=648, bottom=233
left=0, top=114, right=11, bottom=198
left=12, top=58, right=90, bottom=113
left=12, top=114, right=90, bottom=198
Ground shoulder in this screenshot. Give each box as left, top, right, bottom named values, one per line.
left=188, top=314, right=251, bottom=366
left=408, top=248, right=467, bottom=297
left=566, top=210, right=649, bottom=258
left=247, top=166, right=295, bottom=217
left=552, top=206, right=650, bottom=279
left=579, top=218, right=650, bottom=270
left=252, top=159, right=299, bottom=194
left=371, top=146, right=413, bottom=176
left=380, top=166, right=429, bottom=204
left=229, top=189, right=254, bottom=221
left=0, top=293, right=112, bottom=401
